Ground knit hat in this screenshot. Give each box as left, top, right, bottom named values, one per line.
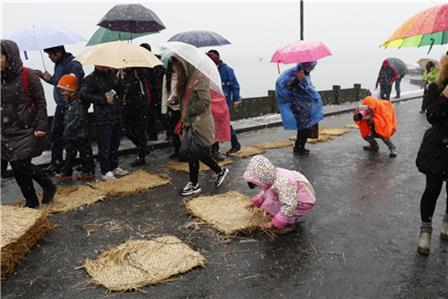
left=57, top=74, right=78, bottom=91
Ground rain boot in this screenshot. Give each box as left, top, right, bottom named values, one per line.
left=417, top=223, right=432, bottom=256
left=42, top=181, right=57, bottom=204
left=24, top=192, right=39, bottom=209
left=441, top=214, right=448, bottom=241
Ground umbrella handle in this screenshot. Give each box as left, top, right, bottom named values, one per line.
left=39, top=50, right=47, bottom=71
left=426, top=38, right=435, bottom=55
left=277, top=63, right=280, bottom=74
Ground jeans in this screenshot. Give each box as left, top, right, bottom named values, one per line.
left=394, top=76, right=403, bottom=98
left=51, top=105, right=66, bottom=167
left=379, top=84, right=392, bottom=100
left=60, top=138, right=95, bottom=174
left=420, top=174, right=448, bottom=223
left=230, top=125, right=240, bottom=150
left=96, top=122, right=121, bottom=175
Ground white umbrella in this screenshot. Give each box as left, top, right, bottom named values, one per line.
left=8, top=26, right=85, bottom=70
left=159, top=41, right=223, bottom=94
left=76, top=41, right=162, bottom=69
left=8, top=26, right=85, bottom=51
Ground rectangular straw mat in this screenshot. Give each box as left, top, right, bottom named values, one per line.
left=83, top=235, right=205, bottom=291
left=345, top=123, right=359, bottom=129
left=319, top=127, right=349, bottom=136
left=255, top=140, right=294, bottom=149
left=289, top=134, right=334, bottom=143
left=1, top=205, right=53, bottom=279
left=185, top=191, right=270, bottom=235
left=226, top=146, right=265, bottom=159
left=90, top=170, right=171, bottom=197
left=166, top=160, right=233, bottom=173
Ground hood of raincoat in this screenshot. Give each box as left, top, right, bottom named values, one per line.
left=243, top=155, right=277, bottom=190
left=1, top=39, right=23, bottom=83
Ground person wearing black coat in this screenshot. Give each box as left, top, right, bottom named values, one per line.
left=1, top=40, right=56, bottom=208
left=415, top=54, right=448, bottom=255
left=121, top=68, right=150, bottom=167
left=80, top=66, right=128, bottom=181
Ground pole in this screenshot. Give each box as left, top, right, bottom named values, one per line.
left=300, top=0, right=304, bottom=40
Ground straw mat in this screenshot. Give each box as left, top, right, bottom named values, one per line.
left=166, top=160, right=232, bottom=173
left=289, top=134, right=334, bottom=143
left=319, top=127, right=349, bottom=136
left=83, top=236, right=205, bottom=291
left=1, top=205, right=52, bottom=279
left=344, top=123, right=359, bottom=129
left=255, top=140, right=294, bottom=149
left=90, top=170, right=171, bottom=197
left=226, top=146, right=265, bottom=159
left=185, top=191, right=270, bottom=235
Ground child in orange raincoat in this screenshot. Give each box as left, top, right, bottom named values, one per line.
left=354, top=96, right=397, bottom=157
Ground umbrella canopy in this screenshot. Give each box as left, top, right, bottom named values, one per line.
left=386, top=57, right=408, bottom=75
left=159, top=41, right=223, bottom=94
left=76, top=41, right=162, bottom=69
left=86, top=27, right=152, bottom=46
left=98, top=4, right=165, bottom=33
left=7, top=26, right=85, bottom=51
left=417, top=58, right=440, bottom=70
left=382, top=4, right=448, bottom=49
left=271, top=40, right=332, bottom=64
left=168, top=30, right=231, bottom=48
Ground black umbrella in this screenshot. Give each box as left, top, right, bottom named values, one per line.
left=168, top=30, right=231, bottom=48
left=386, top=57, right=408, bottom=76
left=98, top=4, right=165, bottom=33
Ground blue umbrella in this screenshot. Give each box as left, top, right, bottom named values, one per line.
left=168, top=30, right=231, bottom=48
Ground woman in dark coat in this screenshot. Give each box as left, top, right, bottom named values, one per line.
left=415, top=54, right=448, bottom=255
left=1, top=40, right=56, bottom=208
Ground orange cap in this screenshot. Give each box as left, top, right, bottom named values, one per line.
left=57, top=74, right=78, bottom=91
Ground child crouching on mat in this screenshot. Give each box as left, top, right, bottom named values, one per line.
left=243, top=155, right=316, bottom=233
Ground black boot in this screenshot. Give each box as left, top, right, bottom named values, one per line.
left=130, top=156, right=145, bottom=167
left=24, top=193, right=39, bottom=209
left=42, top=182, right=57, bottom=204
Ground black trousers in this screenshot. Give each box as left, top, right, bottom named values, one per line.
left=60, top=138, right=95, bottom=174
left=167, top=108, right=181, bottom=153
left=420, top=173, right=448, bottom=223
left=380, top=84, right=392, bottom=100
left=189, top=155, right=222, bottom=185
left=10, top=159, right=53, bottom=206
left=294, top=127, right=314, bottom=151
left=124, top=106, right=148, bottom=158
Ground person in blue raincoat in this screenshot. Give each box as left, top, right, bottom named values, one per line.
left=275, top=62, right=323, bottom=156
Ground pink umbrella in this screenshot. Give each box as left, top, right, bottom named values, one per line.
left=271, top=40, right=332, bottom=64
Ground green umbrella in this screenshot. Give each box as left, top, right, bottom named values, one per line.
left=86, top=27, right=152, bottom=46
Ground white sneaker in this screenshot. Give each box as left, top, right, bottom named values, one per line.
left=113, top=167, right=129, bottom=177
left=101, top=171, right=116, bottom=181
left=179, top=182, right=201, bottom=196
left=215, top=168, right=229, bottom=188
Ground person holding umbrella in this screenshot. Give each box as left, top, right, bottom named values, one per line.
left=375, top=60, right=398, bottom=100
left=1, top=39, right=57, bottom=208
left=171, top=55, right=229, bottom=196
left=35, top=45, right=85, bottom=174
left=415, top=53, right=448, bottom=255
left=275, top=62, right=324, bottom=156
left=421, top=61, right=439, bottom=113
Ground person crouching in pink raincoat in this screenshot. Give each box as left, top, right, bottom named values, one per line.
left=243, top=155, right=316, bottom=233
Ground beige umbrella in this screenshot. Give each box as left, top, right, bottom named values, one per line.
left=76, top=41, right=162, bottom=68
left=417, top=58, right=439, bottom=70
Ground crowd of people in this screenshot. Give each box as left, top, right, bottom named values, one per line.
left=1, top=38, right=447, bottom=255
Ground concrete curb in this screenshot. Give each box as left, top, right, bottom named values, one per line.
left=35, top=93, right=423, bottom=166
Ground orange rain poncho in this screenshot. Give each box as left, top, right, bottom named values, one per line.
left=355, top=96, right=397, bottom=139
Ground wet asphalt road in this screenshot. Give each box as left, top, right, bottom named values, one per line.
left=1, top=99, right=447, bottom=299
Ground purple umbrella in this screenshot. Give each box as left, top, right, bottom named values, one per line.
left=98, top=4, right=165, bottom=33
left=168, top=30, right=230, bottom=48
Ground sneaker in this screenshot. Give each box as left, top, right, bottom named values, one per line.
left=130, top=157, right=145, bottom=167
left=293, top=149, right=310, bottom=157
left=417, top=231, right=431, bottom=256
left=389, top=149, right=398, bottom=158
left=113, top=167, right=129, bottom=177
left=226, top=148, right=240, bottom=155
left=179, top=182, right=201, bottom=196
left=42, top=182, right=57, bottom=204
left=78, top=171, right=95, bottom=180
left=363, top=145, right=379, bottom=152
left=215, top=168, right=229, bottom=188
left=101, top=171, right=117, bottom=181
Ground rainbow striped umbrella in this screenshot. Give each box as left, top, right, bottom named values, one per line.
left=382, top=4, right=448, bottom=51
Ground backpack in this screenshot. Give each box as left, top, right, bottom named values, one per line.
left=20, top=67, right=36, bottom=112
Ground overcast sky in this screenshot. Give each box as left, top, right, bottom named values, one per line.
left=2, top=1, right=447, bottom=114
